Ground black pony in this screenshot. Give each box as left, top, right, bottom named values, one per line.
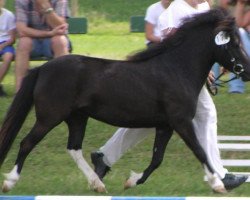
left=0, top=8, right=250, bottom=193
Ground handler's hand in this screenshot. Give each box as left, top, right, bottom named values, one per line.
left=207, top=71, right=215, bottom=86
left=221, top=67, right=228, bottom=73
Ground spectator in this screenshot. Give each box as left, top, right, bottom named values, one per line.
left=15, top=0, right=70, bottom=92
left=0, top=0, right=16, bottom=97
left=219, top=0, right=231, bottom=8
left=234, top=0, right=250, bottom=40
left=91, top=0, right=248, bottom=191
left=145, top=0, right=170, bottom=47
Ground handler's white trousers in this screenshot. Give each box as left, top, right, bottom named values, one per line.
left=100, top=86, right=228, bottom=179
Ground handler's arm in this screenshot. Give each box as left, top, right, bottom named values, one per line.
left=161, top=27, right=178, bottom=39
left=145, top=22, right=162, bottom=43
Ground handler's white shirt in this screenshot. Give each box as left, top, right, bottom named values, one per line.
left=158, top=0, right=209, bottom=32
left=144, top=1, right=166, bottom=44
left=0, top=8, right=15, bottom=43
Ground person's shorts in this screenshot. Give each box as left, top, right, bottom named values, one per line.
left=30, top=36, right=72, bottom=59
left=0, top=41, right=15, bottom=56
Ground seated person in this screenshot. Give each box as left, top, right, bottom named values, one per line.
left=15, top=0, right=70, bottom=92
left=0, top=0, right=16, bottom=96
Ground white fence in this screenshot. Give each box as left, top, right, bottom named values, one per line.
left=218, top=135, right=250, bottom=182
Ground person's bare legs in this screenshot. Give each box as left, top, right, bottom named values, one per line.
left=51, top=35, right=69, bottom=58
left=15, top=35, right=68, bottom=92
left=15, top=37, right=32, bottom=92
left=0, top=52, right=14, bottom=82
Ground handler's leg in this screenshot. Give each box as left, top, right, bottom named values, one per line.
left=193, top=86, right=227, bottom=179
left=193, top=86, right=247, bottom=190
left=91, top=128, right=153, bottom=179
left=100, top=128, right=153, bottom=166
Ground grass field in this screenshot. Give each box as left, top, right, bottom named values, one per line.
left=1, top=30, right=250, bottom=197
left=0, top=0, right=250, bottom=197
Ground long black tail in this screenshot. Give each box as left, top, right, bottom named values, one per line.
left=0, top=67, right=40, bottom=166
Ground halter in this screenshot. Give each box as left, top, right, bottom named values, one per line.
left=207, top=44, right=245, bottom=96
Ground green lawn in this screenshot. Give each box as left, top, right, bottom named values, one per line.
left=0, top=28, right=250, bottom=196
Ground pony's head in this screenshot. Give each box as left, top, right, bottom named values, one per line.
left=212, top=8, right=250, bottom=81
left=128, top=8, right=250, bottom=81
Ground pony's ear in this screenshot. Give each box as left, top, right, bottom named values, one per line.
left=215, top=31, right=230, bottom=45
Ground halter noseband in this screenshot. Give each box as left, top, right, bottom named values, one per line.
left=230, top=58, right=245, bottom=78
left=225, top=44, right=245, bottom=77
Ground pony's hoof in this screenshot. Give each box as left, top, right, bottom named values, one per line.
left=89, top=179, right=107, bottom=193
left=2, top=166, right=19, bottom=193
left=124, top=178, right=136, bottom=190
left=213, top=185, right=227, bottom=194
left=124, top=170, right=142, bottom=190
left=2, top=180, right=15, bottom=193
left=94, top=186, right=107, bottom=193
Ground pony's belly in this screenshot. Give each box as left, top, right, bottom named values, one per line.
left=90, top=111, right=168, bottom=128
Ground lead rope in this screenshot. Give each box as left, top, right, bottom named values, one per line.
left=206, top=71, right=238, bottom=96
left=207, top=43, right=245, bottom=96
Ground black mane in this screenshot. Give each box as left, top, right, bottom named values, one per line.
left=128, top=7, right=235, bottom=62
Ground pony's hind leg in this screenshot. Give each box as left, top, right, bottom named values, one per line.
left=65, top=113, right=106, bottom=193
left=2, top=120, right=56, bottom=192
left=173, top=119, right=226, bottom=193
left=125, top=127, right=173, bottom=189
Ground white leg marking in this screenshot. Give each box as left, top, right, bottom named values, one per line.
left=2, top=165, right=20, bottom=193
left=204, top=165, right=226, bottom=193
left=68, top=149, right=107, bottom=193
left=124, top=170, right=143, bottom=189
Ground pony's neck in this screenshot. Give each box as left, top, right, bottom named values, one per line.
left=180, top=29, right=214, bottom=91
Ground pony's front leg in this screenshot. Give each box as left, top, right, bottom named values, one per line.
left=203, top=165, right=226, bottom=193
left=68, top=150, right=106, bottom=193
left=2, top=165, right=19, bottom=193
left=66, top=115, right=106, bottom=193
left=124, top=127, right=173, bottom=189
left=174, top=119, right=226, bottom=193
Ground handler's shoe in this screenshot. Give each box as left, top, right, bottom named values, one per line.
left=91, top=151, right=110, bottom=180
left=222, top=174, right=248, bottom=190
